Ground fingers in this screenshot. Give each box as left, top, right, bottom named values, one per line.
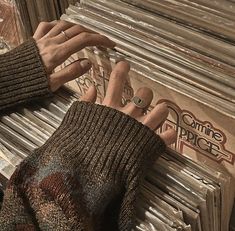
left=61, top=33, right=116, bottom=59
left=123, top=87, right=153, bottom=117
left=53, top=24, right=95, bottom=43
left=142, top=102, right=169, bottom=130
left=33, top=21, right=58, bottom=40
left=141, top=102, right=176, bottom=145
left=103, top=61, right=130, bottom=108
left=49, top=59, right=92, bottom=92
left=35, top=20, right=116, bottom=88
left=80, top=84, right=97, bottom=103
left=159, top=129, right=177, bottom=145
left=45, top=20, right=75, bottom=37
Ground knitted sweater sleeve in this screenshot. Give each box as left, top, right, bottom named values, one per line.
left=0, top=101, right=166, bottom=231
left=0, top=39, right=52, bottom=111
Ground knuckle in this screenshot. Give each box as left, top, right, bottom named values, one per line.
left=37, top=39, right=53, bottom=50
left=36, top=22, right=53, bottom=38
left=74, top=24, right=84, bottom=31
left=38, top=22, right=52, bottom=33
left=79, top=32, right=91, bottom=41
left=58, top=20, right=68, bottom=27
left=42, top=45, right=61, bottom=68
left=53, top=48, right=63, bottom=62
left=38, top=21, right=50, bottom=28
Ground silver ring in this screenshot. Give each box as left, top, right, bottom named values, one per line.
left=131, top=96, right=147, bottom=109
left=61, top=30, right=70, bottom=40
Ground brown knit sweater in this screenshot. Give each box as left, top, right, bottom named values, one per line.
left=0, top=39, right=52, bottom=111
left=0, top=40, right=166, bottom=230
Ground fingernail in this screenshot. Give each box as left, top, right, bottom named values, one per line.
left=80, top=59, right=92, bottom=70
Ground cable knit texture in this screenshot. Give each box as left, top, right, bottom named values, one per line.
left=0, top=101, right=165, bottom=230
left=0, top=38, right=52, bottom=111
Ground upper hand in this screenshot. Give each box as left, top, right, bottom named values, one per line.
left=33, top=20, right=115, bottom=92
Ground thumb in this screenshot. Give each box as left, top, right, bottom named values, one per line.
left=80, top=84, right=97, bottom=103
left=49, top=58, right=92, bottom=92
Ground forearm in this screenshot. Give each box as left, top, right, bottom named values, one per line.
left=0, top=166, right=38, bottom=231
left=0, top=101, right=165, bottom=230
left=0, top=39, right=52, bottom=111
left=0, top=148, right=93, bottom=231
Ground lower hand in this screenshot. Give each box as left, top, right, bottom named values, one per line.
left=81, top=61, right=176, bottom=145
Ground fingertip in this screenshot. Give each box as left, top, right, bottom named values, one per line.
left=87, top=84, right=97, bottom=102
left=115, top=60, right=130, bottom=72
left=50, top=20, right=58, bottom=26
left=156, top=101, right=167, bottom=108
left=157, top=102, right=169, bottom=117
left=100, top=35, right=116, bottom=48
left=160, top=128, right=177, bottom=146
left=80, top=83, right=97, bottom=103
left=88, top=83, right=97, bottom=96
left=80, top=58, right=92, bottom=72
left=137, top=87, right=153, bottom=100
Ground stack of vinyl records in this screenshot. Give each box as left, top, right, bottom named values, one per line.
left=0, top=0, right=78, bottom=50
left=58, top=0, right=235, bottom=230
left=62, top=0, right=235, bottom=116
left=0, top=88, right=78, bottom=186
left=0, top=87, right=232, bottom=231
left=0, top=0, right=24, bottom=51
left=15, top=0, right=78, bottom=39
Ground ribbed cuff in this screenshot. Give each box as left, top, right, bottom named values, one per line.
left=5, top=101, right=165, bottom=230
left=0, top=38, right=52, bottom=111
left=43, top=101, right=166, bottom=183
left=39, top=101, right=166, bottom=228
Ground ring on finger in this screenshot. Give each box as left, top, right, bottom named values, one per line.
left=61, top=30, right=70, bottom=40
left=131, top=96, right=147, bottom=109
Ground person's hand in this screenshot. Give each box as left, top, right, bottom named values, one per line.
left=74, top=60, right=176, bottom=229
left=80, top=61, right=176, bottom=145
left=33, top=20, right=115, bottom=92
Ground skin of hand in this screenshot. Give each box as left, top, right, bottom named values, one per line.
left=34, top=20, right=175, bottom=145
left=80, top=61, right=177, bottom=145
left=33, top=20, right=115, bottom=92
